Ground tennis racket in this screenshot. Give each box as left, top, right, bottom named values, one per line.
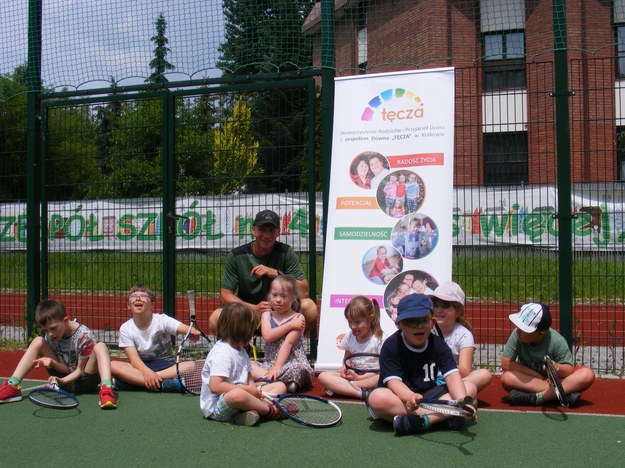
left=175, top=290, right=212, bottom=395
left=262, top=392, right=342, bottom=428
left=544, top=355, right=568, bottom=407
left=343, top=353, right=380, bottom=374
left=418, top=396, right=476, bottom=417
left=28, top=379, right=79, bottom=410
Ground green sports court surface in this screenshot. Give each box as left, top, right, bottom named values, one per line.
left=1, top=382, right=623, bottom=467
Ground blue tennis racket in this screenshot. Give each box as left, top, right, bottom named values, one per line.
left=28, top=379, right=79, bottom=409
left=262, top=391, right=342, bottom=428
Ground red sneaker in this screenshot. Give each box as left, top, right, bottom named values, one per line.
left=0, top=381, right=22, bottom=403
left=99, top=386, right=117, bottom=409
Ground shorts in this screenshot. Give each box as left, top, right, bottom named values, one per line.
left=206, top=394, right=239, bottom=422
left=112, top=358, right=176, bottom=390
left=422, top=384, right=449, bottom=399
left=144, top=358, right=176, bottom=372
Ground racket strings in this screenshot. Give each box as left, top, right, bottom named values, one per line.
left=29, top=389, right=77, bottom=409
left=179, top=360, right=204, bottom=395
left=177, top=335, right=211, bottom=395
left=346, top=358, right=379, bottom=373
left=344, top=354, right=380, bottom=374
left=419, top=402, right=472, bottom=417
left=279, top=397, right=341, bottom=425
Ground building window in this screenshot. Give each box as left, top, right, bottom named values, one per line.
left=483, top=31, right=526, bottom=91
left=484, top=132, right=528, bottom=185
left=618, top=128, right=625, bottom=180
left=617, top=25, right=625, bottom=77
left=358, top=27, right=367, bottom=73
left=357, top=6, right=367, bottom=73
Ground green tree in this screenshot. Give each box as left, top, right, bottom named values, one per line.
left=93, top=77, right=123, bottom=175
left=0, top=65, right=28, bottom=200
left=218, top=0, right=315, bottom=74
left=88, top=98, right=163, bottom=199
left=45, top=105, right=99, bottom=201
left=212, top=97, right=262, bottom=194
left=2, top=64, right=99, bottom=201
left=147, top=13, right=175, bottom=84
left=175, top=92, right=218, bottom=196
left=217, top=1, right=317, bottom=193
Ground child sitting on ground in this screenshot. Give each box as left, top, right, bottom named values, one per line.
left=366, top=294, right=477, bottom=436
left=111, top=284, right=199, bottom=392
left=251, top=275, right=314, bottom=393
left=200, top=303, right=286, bottom=426
left=318, top=296, right=385, bottom=400
left=502, top=302, right=595, bottom=407
left=430, top=281, right=492, bottom=392
left=0, top=299, right=116, bottom=409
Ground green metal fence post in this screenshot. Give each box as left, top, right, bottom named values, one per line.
left=553, top=0, right=573, bottom=347
left=318, top=0, right=335, bottom=357
left=163, top=91, right=176, bottom=318
left=26, top=0, right=43, bottom=336
left=320, top=0, right=335, bottom=249
left=305, top=78, right=318, bottom=357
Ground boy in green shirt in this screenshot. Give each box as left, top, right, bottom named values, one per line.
left=502, top=302, right=595, bottom=407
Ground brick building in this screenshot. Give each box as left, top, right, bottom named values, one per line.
left=303, top=0, right=625, bottom=186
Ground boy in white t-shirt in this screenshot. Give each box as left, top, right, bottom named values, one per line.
left=111, top=284, right=199, bottom=392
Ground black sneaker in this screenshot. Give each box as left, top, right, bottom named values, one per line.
left=441, top=416, right=465, bottom=431
left=393, top=414, right=427, bottom=436
left=112, top=378, right=135, bottom=391
left=507, top=389, right=537, bottom=406
left=567, top=392, right=581, bottom=408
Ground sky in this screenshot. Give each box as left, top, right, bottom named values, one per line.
left=0, top=0, right=225, bottom=90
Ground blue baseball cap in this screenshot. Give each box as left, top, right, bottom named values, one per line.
left=396, top=293, right=433, bottom=322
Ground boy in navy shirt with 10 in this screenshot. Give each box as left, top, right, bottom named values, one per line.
left=367, top=294, right=477, bottom=436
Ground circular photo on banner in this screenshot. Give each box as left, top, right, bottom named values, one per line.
left=335, top=333, right=346, bottom=350
left=362, top=244, right=403, bottom=285
left=363, top=151, right=390, bottom=190
left=349, top=152, right=373, bottom=189
left=383, top=270, right=439, bottom=322
left=376, top=170, right=425, bottom=218
left=391, top=213, right=439, bottom=260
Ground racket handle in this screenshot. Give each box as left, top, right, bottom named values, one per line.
left=187, top=290, right=196, bottom=317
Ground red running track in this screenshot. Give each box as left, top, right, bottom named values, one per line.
left=1, top=292, right=623, bottom=346
left=1, top=349, right=624, bottom=415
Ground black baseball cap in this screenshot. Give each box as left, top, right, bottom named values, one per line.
left=253, top=210, right=280, bottom=228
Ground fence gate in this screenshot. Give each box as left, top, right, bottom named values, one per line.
left=36, top=78, right=319, bottom=350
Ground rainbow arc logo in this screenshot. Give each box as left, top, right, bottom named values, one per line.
left=360, top=88, right=423, bottom=121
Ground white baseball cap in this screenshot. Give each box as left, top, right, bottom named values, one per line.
left=428, top=281, right=465, bottom=306
left=509, top=303, right=552, bottom=333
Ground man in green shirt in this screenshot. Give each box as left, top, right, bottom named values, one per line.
left=208, top=210, right=317, bottom=334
